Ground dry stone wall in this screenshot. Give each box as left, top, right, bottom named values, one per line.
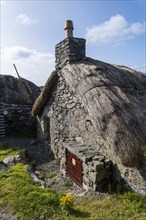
left=37, top=71, right=112, bottom=191
left=55, top=37, right=86, bottom=69
left=0, top=103, right=36, bottom=136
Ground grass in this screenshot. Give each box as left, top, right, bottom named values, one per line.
left=0, top=163, right=61, bottom=220
left=0, top=143, right=27, bottom=161
left=0, top=144, right=61, bottom=219
left=0, top=144, right=146, bottom=220
left=73, top=192, right=146, bottom=220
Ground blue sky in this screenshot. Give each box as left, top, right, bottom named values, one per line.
left=1, top=0, right=146, bottom=86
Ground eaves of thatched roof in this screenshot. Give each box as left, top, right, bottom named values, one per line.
left=32, top=70, right=58, bottom=116
left=32, top=58, right=146, bottom=167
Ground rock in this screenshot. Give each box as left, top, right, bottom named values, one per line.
left=26, top=164, right=45, bottom=188
left=3, top=154, right=25, bottom=166
left=46, top=179, right=55, bottom=187
left=0, top=161, right=8, bottom=172
left=35, top=170, right=44, bottom=179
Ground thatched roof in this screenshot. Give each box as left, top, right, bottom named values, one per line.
left=32, top=70, right=58, bottom=116
left=32, top=58, right=146, bottom=167
left=0, top=75, right=40, bottom=105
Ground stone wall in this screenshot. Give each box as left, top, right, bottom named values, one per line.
left=37, top=70, right=112, bottom=191
left=55, top=37, right=86, bottom=69
left=0, top=103, right=36, bottom=136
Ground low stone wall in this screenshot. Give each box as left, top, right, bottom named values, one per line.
left=62, top=141, right=112, bottom=191
left=0, top=103, right=36, bottom=136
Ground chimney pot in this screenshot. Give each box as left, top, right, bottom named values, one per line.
left=64, top=20, right=74, bottom=38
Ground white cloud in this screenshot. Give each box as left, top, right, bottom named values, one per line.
left=1, top=46, right=55, bottom=86
left=85, top=14, right=146, bottom=46
left=16, top=14, right=39, bottom=25
left=2, top=46, right=54, bottom=62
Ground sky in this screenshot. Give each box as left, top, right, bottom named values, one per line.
left=0, top=0, right=146, bottom=86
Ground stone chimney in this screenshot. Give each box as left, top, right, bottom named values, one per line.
left=55, top=20, right=86, bottom=69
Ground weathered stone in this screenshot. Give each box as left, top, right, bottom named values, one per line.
left=3, top=154, right=25, bottom=166
left=0, top=161, right=8, bottom=172
left=0, top=103, right=36, bottom=137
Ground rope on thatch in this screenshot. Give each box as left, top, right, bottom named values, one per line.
left=32, top=70, right=58, bottom=116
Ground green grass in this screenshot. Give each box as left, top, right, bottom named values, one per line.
left=0, top=144, right=146, bottom=220
left=0, top=144, right=27, bottom=161
left=0, top=144, right=61, bottom=219
left=73, top=192, right=146, bottom=220
left=45, top=172, right=57, bottom=179
left=0, top=163, right=61, bottom=220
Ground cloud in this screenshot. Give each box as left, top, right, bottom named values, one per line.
left=1, top=46, right=55, bottom=86
left=16, top=14, right=39, bottom=25
left=85, top=14, right=145, bottom=46
left=2, top=46, right=54, bottom=62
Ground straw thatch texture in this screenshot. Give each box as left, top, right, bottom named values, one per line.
left=61, top=58, right=146, bottom=167
left=32, top=70, right=58, bottom=116
left=0, top=75, right=40, bottom=105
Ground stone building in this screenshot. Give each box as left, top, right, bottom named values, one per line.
left=0, top=75, right=40, bottom=138
left=32, top=20, right=146, bottom=195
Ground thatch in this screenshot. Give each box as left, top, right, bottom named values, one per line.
left=0, top=75, right=40, bottom=105
left=32, top=57, right=146, bottom=167
left=32, top=70, right=58, bottom=116
left=61, top=58, right=146, bottom=167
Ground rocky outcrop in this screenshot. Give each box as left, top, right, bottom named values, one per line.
left=0, top=75, right=40, bottom=105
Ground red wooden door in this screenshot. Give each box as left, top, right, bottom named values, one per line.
left=66, top=149, right=83, bottom=187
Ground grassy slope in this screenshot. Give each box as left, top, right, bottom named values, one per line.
left=0, top=144, right=146, bottom=220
